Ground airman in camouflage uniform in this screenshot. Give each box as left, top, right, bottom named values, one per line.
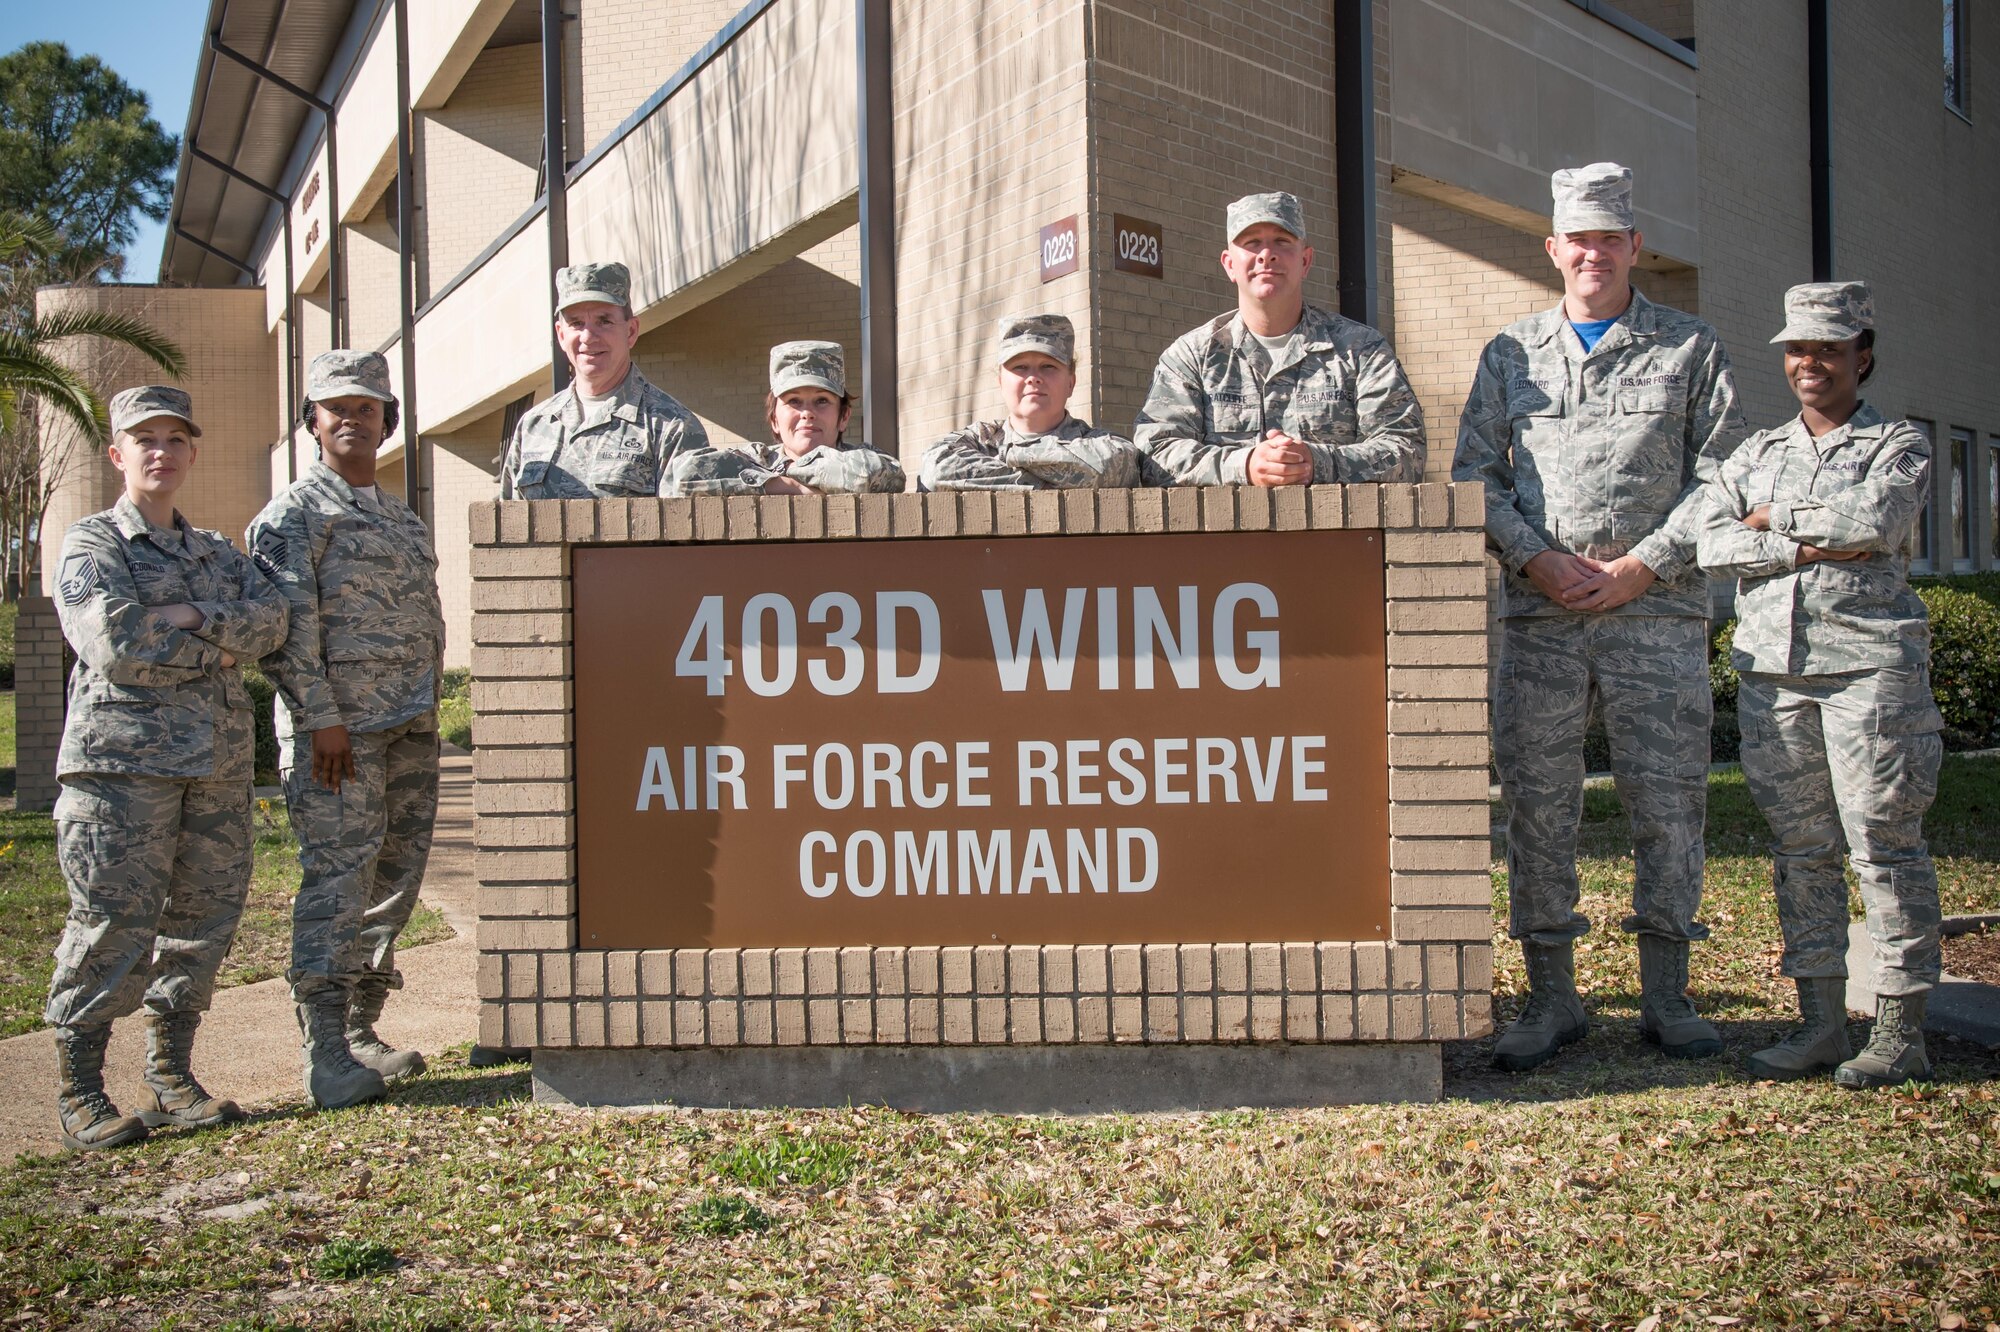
left=666, top=341, right=904, bottom=495
left=1698, top=281, right=1940, bottom=1089
left=47, top=385, right=289, bottom=1149
left=1453, top=163, right=1748, bottom=1070
left=919, top=315, right=1141, bottom=491
left=249, top=351, right=445, bottom=1110
left=1135, top=192, right=1424, bottom=486
left=499, top=261, right=712, bottom=499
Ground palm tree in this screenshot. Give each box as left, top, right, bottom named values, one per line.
left=0, top=210, right=186, bottom=596
left=0, top=211, right=186, bottom=437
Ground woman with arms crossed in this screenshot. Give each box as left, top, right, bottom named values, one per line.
left=1697, top=282, right=1941, bottom=1089
left=46, top=386, right=288, bottom=1148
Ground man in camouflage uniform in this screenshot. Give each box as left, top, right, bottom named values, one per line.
left=249, top=351, right=445, bottom=1110
left=667, top=341, right=905, bottom=495
left=48, top=385, right=289, bottom=1149
left=1135, top=191, right=1424, bottom=486
left=1698, top=281, right=1940, bottom=1088
left=918, top=315, right=1141, bottom=491
left=499, top=260, right=711, bottom=499
left=1453, top=163, right=1748, bottom=1070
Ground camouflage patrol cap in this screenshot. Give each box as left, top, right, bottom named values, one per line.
left=1770, top=280, right=1874, bottom=343
left=306, top=350, right=395, bottom=402
left=1550, top=162, right=1634, bottom=233
left=555, top=261, right=632, bottom=313
left=995, top=314, right=1075, bottom=367
left=769, top=341, right=846, bottom=396
left=108, top=385, right=202, bottom=438
left=1226, top=191, right=1306, bottom=244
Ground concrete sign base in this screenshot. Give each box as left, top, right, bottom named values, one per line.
left=533, top=1041, right=1444, bottom=1113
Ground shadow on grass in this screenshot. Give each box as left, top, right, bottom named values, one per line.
left=1446, top=1021, right=2000, bottom=1104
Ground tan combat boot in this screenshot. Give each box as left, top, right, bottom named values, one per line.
left=346, top=980, right=426, bottom=1080
left=1636, top=935, right=1724, bottom=1058
left=297, top=997, right=388, bottom=1110
left=140, top=1011, right=245, bottom=1128
left=1834, top=994, right=1933, bottom=1090
left=54, top=1026, right=148, bottom=1152
left=1746, top=977, right=1852, bottom=1081
left=1491, top=941, right=1589, bottom=1072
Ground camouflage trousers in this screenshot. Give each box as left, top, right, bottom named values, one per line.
left=1739, top=666, right=1943, bottom=994
left=1495, top=614, right=1711, bottom=944
left=44, top=773, right=253, bottom=1030
left=282, top=718, right=440, bottom=1003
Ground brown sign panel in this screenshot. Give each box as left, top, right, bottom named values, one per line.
left=1111, top=213, right=1164, bottom=278
left=1038, top=215, right=1079, bottom=282
left=573, top=531, right=1389, bottom=949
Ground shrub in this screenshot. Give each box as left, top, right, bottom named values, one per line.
left=1915, top=569, right=2000, bottom=617
left=1709, top=586, right=2000, bottom=748
left=241, top=665, right=279, bottom=783
left=1709, top=620, right=1738, bottom=712
left=1918, top=584, right=2000, bottom=744
left=437, top=666, right=472, bottom=750
left=0, top=600, right=16, bottom=689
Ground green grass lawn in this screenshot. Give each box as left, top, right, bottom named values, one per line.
left=0, top=762, right=1995, bottom=1329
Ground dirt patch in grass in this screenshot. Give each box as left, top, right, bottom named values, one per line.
left=1944, top=924, right=2000, bottom=985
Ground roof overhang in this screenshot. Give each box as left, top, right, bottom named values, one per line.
left=160, top=0, right=376, bottom=287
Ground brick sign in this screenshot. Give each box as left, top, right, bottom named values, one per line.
left=1112, top=214, right=1164, bottom=278
left=1038, top=215, right=1079, bottom=282
left=572, top=531, right=1390, bottom=949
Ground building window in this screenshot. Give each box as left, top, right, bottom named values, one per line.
left=1950, top=428, right=1974, bottom=568
left=1910, top=419, right=1937, bottom=571
left=1989, top=438, right=2000, bottom=563
left=1946, top=0, right=1970, bottom=113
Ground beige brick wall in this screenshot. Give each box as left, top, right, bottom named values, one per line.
left=634, top=229, right=866, bottom=449
left=429, top=406, right=509, bottom=669
left=345, top=195, right=402, bottom=355
left=890, top=0, right=1094, bottom=467
left=574, top=0, right=741, bottom=152
left=415, top=42, right=542, bottom=304
left=1820, top=1, right=2000, bottom=569
left=1688, top=0, right=1811, bottom=436
left=1087, top=0, right=1340, bottom=442
left=37, top=285, right=278, bottom=584
left=470, top=482, right=1495, bottom=1050
left=14, top=598, right=66, bottom=812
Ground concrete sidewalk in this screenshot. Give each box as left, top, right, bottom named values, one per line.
left=0, top=753, right=480, bottom=1161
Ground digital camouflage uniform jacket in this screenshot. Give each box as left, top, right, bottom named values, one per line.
left=499, top=366, right=711, bottom=499
left=1453, top=289, right=1748, bottom=619
left=666, top=440, right=905, bottom=496
left=918, top=415, right=1141, bottom=491
left=247, top=462, right=446, bottom=741
left=1134, top=303, right=1425, bottom=486
left=54, top=497, right=289, bottom=782
left=1697, top=402, right=1933, bottom=675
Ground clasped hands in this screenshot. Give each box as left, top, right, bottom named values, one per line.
left=1522, top=549, right=1658, bottom=612
left=1245, top=430, right=1315, bottom=488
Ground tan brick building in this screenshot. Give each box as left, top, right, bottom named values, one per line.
left=34, top=0, right=2000, bottom=661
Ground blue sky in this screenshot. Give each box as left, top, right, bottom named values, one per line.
left=8, top=1, right=212, bottom=279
